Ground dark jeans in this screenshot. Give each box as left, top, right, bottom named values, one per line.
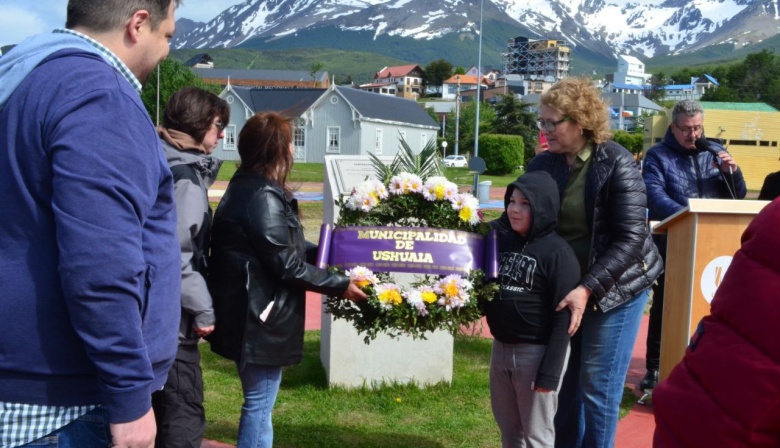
left=21, top=407, right=110, bottom=447
left=645, top=272, right=665, bottom=371
left=151, top=354, right=206, bottom=448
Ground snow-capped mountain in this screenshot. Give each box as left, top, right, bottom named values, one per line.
left=173, top=0, right=780, bottom=60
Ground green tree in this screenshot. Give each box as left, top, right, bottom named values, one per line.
left=310, top=62, right=325, bottom=87
left=443, top=100, right=495, bottom=158
left=612, top=130, right=644, bottom=156
left=645, top=72, right=667, bottom=103
left=490, top=94, right=538, bottom=168
left=478, top=134, right=523, bottom=175
left=141, top=59, right=219, bottom=125
left=423, top=59, right=453, bottom=96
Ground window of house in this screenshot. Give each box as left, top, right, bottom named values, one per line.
left=294, top=126, right=305, bottom=148
left=327, top=127, right=341, bottom=153
left=420, top=133, right=427, bottom=150
left=224, top=125, right=237, bottom=150
left=375, top=129, right=383, bottom=155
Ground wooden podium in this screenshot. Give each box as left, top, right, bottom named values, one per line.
left=652, top=198, right=770, bottom=381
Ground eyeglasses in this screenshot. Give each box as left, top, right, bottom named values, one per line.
left=674, top=124, right=703, bottom=135
left=536, top=117, right=569, bottom=133
left=213, top=122, right=226, bottom=131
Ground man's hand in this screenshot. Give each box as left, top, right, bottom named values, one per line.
left=556, top=285, right=591, bottom=336
left=715, top=152, right=738, bottom=173
left=194, top=325, right=214, bottom=338
left=110, top=408, right=156, bottom=448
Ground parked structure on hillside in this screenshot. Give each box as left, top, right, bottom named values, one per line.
left=502, top=36, right=571, bottom=82
left=215, top=84, right=439, bottom=163
left=661, top=75, right=719, bottom=101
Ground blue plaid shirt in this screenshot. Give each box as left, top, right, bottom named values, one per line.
left=0, top=28, right=145, bottom=448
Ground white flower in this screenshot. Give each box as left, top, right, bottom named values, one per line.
left=423, top=177, right=459, bottom=202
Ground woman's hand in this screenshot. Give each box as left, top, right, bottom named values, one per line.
left=343, top=281, right=368, bottom=302
left=534, top=387, right=553, bottom=393
left=556, top=285, right=591, bottom=335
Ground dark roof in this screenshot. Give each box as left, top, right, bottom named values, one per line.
left=336, top=86, right=438, bottom=128
left=185, top=53, right=212, bottom=67
left=193, top=68, right=327, bottom=83
left=231, top=87, right=326, bottom=117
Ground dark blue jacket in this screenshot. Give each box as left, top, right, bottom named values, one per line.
left=0, top=47, right=180, bottom=423
left=643, top=128, right=747, bottom=222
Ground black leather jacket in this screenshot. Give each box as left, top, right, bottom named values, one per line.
left=207, top=172, right=350, bottom=366
left=527, top=141, right=663, bottom=312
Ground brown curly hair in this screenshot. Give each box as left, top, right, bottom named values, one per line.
left=540, top=76, right=612, bottom=144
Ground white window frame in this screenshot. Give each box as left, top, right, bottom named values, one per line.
left=420, top=133, right=428, bottom=150
left=374, top=129, right=383, bottom=155
left=327, top=126, right=341, bottom=153
left=224, top=125, right=237, bottom=150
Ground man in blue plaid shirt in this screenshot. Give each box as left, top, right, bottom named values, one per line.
left=0, top=1, right=182, bottom=447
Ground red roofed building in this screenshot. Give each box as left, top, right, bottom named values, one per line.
left=359, top=64, right=425, bottom=99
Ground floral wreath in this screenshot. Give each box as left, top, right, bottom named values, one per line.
left=324, top=171, right=498, bottom=343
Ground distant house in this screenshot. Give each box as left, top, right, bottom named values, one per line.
left=184, top=53, right=214, bottom=69
left=358, top=65, right=425, bottom=99
left=662, top=75, right=718, bottom=101
left=441, top=74, right=491, bottom=101
left=613, top=55, right=651, bottom=86
left=192, top=68, right=331, bottom=89
left=216, top=84, right=439, bottom=163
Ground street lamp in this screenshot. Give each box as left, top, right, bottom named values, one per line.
left=455, top=75, right=461, bottom=156
left=472, top=0, right=484, bottom=194
left=441, top=140, right=448, bottom=158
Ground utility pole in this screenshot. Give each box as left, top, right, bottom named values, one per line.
left=455, top=75, right=461, bottom=156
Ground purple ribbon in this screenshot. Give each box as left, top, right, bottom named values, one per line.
left=318, top=225, right=491, bottom=276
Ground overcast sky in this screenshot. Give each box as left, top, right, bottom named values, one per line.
left=1, top=0, right=242, bottom=47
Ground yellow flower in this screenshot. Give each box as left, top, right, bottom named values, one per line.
left=443, top=282, right=460, bottom=298
left=378, top=288, right=403, bottom=306
left=355, top=280, right=371, bottom=288
left=421, top=290, right=437, bottom=303
left=459, top=206, right=474, bottom=223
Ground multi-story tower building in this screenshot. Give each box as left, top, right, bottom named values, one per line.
left=502, top=36, right=571, bottom=81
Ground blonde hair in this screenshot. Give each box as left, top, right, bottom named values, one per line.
left=540, top=76, right=612, bottom=144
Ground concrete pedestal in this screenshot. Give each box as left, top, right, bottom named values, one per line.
left=320, top=301, right=454, bottom=388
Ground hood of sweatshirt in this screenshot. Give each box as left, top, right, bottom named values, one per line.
left=0, top=32, right=104, bottom=109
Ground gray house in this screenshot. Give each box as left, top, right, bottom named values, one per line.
left=215, top=83, right=440, bottom=163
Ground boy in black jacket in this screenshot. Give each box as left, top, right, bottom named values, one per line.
left=486, top=171, right=580, bottom=447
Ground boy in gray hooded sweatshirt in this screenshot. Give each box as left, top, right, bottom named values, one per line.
left=486, top=170, right=580, bottom=448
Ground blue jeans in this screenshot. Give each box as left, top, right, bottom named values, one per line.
left=22, top=407, right=110, bottom=447
left=554, top=289, right=649, bottom=448
left=236, top=363, right=283, bottom=448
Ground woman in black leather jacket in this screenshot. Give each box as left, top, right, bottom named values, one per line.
left=207, top=112, right=365, bottom=448
left=527, top=77, right=662, bottom=448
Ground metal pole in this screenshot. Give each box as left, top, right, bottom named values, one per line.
left=472, top=0, right=484, bottom=194
left=156, top=64, right=161, bottom=126
left=455, top=75, right=461, bottom=156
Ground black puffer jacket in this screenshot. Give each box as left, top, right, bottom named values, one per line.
left=207, top=172, right=350, bottom=366
left=527, top=141, right=663, bottom=312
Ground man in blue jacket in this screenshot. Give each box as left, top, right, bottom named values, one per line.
left=0, top=1, right=181, bottom=447
left=640, top=99, right=746, bottom=391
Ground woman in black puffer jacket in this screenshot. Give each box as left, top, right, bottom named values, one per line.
left=526, top=77, right=663, bottom=448
left=207, top=112, right=365, bottom=448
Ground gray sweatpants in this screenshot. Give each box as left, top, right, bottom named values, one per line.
left=490, top=340, right=569, bottom=448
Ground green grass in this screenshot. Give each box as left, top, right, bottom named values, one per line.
left=202, top=332, right=639, bottom=446
left=203, top=332, right=500, bottom=447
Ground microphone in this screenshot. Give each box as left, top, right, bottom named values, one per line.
left=695, top=137, right=721, bottom=160
left=695, top=137, right=736, bottom=199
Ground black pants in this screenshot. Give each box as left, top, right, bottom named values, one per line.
left=152, top=350, right=206, bottom=448
left=645, top=234, right=667, bottom=371
left=645, top=272, right=665, bottom=370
